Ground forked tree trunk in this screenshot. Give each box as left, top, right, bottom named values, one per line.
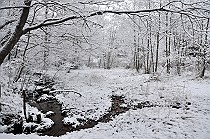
left=0, top=0, right=32, bottom=65
left=0, top=0, right=31, bottom=113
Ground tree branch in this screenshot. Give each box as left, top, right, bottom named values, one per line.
left=22, top=8, right=169, bottom=34
left=23, top=7, right=208, bottom=35
left=0, top=20, right=16, bottom=30
left=0, top=1, right=209, bottom=66
left=0, top=6, right=30, bottom=10
left=0, top=0, right=31, bottom=65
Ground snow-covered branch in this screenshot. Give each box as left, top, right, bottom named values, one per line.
left=0, top=20, right=16, bottom=30
left=0, top=6, right=30, bottom=10
left=21, top=8, right=173, bottom=34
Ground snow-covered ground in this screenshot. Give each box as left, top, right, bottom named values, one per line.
left=1, top=68, right=210, bottom=139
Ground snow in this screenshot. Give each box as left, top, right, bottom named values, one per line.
left=0, top=125, right=9, bottom=133
left=186, top=79, right=210, bottom=97
left=55, top=69, right=114, bottom=121
left=37, top=94, right=55, bottom=102
left=45, top=111, right=55, bottom=117
left=1, top=69, right=210, bottom=139
left=0, top=91, right=23, bottom=115
left=35, top=118, right=54, bottom=132
left=63, top=117, right=81, bottom=127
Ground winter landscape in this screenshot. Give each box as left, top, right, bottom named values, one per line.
left=0, top=0, right=210, bottom=139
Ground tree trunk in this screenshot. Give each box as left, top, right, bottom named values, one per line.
left=43, top=3, right=49, bottom=70
left=107, top=51, right=111, bottom=69
left=165, top=12, right=170, bottom=74
left=149, top=21, right=154, bottom=73
left=133, top=14, right=140, bottom=72
left=23, top=90, right=27, bottom=121
left=87, top=55, right=91, bottom=67
left=199, top=18, right=209, bottom=78
left=0, top=83, right=1, bottom=112
left=155, top=32, right=159, bottom=72
left=14, top=32, right=30, bottom=82
left=155, top=1, right=162, bottom=72
left=200, top=61, right=206, bottom=78
left=0, top=0, right=31, bottom=65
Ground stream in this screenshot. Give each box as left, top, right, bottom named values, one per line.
left=28, top=94, right=191, bottom=136
left=29, top=99, right=68, bottom=136
left=28, top=95, right=129, bottom=136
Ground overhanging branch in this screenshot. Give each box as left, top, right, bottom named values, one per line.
left=22, top=7, right=208, bottom=35
left=0, top=6, right=30, bottom=10
left=22, top=8, right=170, bottom=34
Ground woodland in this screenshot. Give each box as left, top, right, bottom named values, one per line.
left=0, top=0, right=210, bottom=138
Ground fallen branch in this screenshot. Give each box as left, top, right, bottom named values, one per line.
left=49, top=90, right=82, bottom=97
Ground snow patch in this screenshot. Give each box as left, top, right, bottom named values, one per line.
left=37, top=94, right=55, bottom=102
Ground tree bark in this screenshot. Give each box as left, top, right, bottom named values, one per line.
left=0, top=0, right=31, bottom=65
left=155, top=13, right=160, bottom=72
left=199, top=18, right=209, bottom=78
left=165, top=12, right=170, bottom=74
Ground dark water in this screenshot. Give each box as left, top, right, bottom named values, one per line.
left=28, top=94, right=191, bottom=137
left=29, top=99, right=72, bottom=136
left=28, top=95, right=129, bottom=136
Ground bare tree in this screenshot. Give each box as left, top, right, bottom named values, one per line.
left=0, top=0, right=209, bottom=69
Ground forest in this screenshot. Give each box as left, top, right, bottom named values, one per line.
left=0, top=0, right=210, bottom=138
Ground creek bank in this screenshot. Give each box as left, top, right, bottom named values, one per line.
left=28, top=95, right=130, bottom=136
left=2, top=92, right=191, bottom=136
left=2, top=75, right=191, bottom=136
